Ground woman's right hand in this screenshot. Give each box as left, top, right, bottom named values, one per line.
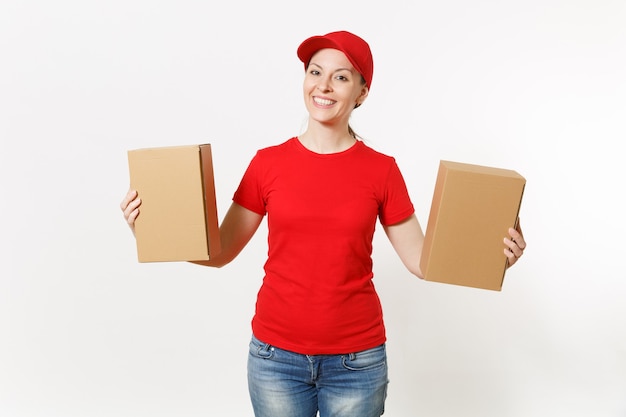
left=120, top=188, right=141, bottom=235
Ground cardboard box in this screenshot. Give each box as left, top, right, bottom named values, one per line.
left=127, top=144, right=221, bottom=262
left=420, top=160, right=525, bottom=291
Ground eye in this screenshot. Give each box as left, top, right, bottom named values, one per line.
left=335, top=75, right=349, bottom=81
left=309, top=69, right=320, bottom=76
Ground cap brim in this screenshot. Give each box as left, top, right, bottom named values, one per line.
left=297, top=36, right=343, bottom=66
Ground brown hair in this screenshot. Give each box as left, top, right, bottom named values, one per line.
left=348, top=74, right=367, bottom=139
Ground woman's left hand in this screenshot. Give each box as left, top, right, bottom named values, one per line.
left=504, top=221, right=526, bottom=268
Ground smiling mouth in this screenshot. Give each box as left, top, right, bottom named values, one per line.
left=313, top=97, right=335, bottom=106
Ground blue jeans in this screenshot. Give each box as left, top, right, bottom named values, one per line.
left=247, top=334, right=388, bottom=417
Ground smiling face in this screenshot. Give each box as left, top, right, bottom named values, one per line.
left=303, top=48, right=369, bottom=130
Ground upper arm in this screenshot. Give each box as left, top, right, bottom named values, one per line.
left=191, top=202, right=263, bottom=268
left=382, top=214, right=426, bottom=279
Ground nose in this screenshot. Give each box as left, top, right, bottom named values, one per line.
left=316, top=76, right=332, bottom=93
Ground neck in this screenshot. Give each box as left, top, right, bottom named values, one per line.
left=299, top=123, right=356, bottom=154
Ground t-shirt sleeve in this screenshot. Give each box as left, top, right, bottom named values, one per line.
left=232, top=151, right=267, bottom=216
left=378, top=159, right=415, bottom=226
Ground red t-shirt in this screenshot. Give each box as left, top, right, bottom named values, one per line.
left=233, top=137, right=415, bottom=354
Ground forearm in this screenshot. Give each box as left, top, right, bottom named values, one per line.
left=189, top=202, right=263, bottom=269
left=383, top=214, right=426, bottom=279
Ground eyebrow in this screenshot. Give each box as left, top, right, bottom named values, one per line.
left=308, top=62, right=354, bottom=74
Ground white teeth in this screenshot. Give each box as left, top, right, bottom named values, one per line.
left=314, top=97, right=334, bottom=106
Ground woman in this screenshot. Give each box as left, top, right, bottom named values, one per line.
left=121, top=30, right=526, bottom=417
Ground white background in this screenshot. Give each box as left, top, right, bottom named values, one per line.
left=1, top=1, right=625, bottom=416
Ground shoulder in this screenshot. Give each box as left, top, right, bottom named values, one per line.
left=356, top=140, right=397, bottom=165
left=253, top=137, right=297, bottom=159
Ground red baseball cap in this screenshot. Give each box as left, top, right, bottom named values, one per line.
left=297, top=30, right=374, bottom=89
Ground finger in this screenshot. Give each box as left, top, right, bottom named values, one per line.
left=504, top=235, right=523, bottom=259
left=127, top=207, right=140, bottom=225
left=508, top=227, right=526, bottom=251
left=504, top=247, right=518, bottom=268
left=123, top=197, right=141, bottom=222
left=515, top=218, right=523, bottom=236
left=120, top=189, right=138, bottom=211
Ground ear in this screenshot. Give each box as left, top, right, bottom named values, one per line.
left=355, top=85, right=369, bottom=108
